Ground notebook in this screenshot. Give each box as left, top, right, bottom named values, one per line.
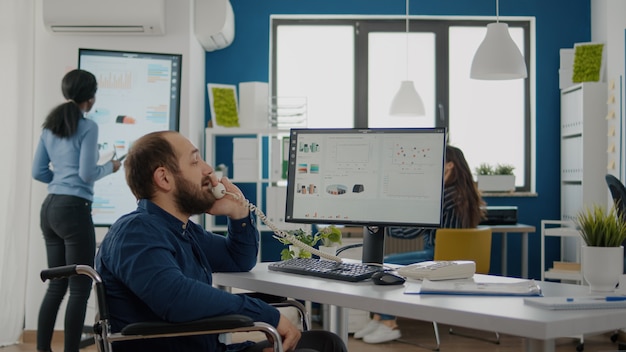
left=523, top=296, right=626, bottom=310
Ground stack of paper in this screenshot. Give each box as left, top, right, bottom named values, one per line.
left=406, top=278, right=542, bottom=296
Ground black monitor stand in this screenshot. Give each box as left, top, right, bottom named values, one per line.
left=361, top=226, right=385, bottom=265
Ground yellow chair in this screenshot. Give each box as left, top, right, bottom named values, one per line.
left=433, top=228, right=492, bottom=274
left=431, top=227, right=499, bottom=346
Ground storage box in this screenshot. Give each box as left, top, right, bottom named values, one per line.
left=238, top=82, right=269, bottom=128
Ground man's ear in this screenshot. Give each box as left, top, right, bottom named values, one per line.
left=153, top=166, right=173, bottom=192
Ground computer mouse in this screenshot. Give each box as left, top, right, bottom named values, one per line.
left=371, top=271, right=406, bottom=285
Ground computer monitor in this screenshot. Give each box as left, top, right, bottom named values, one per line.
left=285, top=128, right=447, bottom=263
left=78, top=48, right=182, bottom=226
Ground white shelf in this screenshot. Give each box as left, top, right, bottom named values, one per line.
left=544, top=269, right=583, bottom=282
left=204, top=128, right=310, bottom=246
left=557, top=82, right=606, bottom=282
left=560, top=82, right=607, bottom=223
left=543, top=227, right=580, bottom=238
left=540, top=220, right=584, bottom=285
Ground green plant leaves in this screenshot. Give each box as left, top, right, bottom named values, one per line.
left=572, top=43, right=604, bottom=83
left=474, top=163, right=515, bottom=175
left=575, top=204, right=626, bottom=247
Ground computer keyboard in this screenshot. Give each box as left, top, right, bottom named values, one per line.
left=268, top=258, right=383, bottom=282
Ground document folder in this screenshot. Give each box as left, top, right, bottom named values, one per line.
left=524, top=296, right=626, bottom=310
left=405, top=278, right=542, bottom=296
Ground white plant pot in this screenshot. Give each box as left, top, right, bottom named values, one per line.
left=318, top=245, right=338, bottom=260
left=476, top=175, right=515, bottom=192
left=289, top=245, right=301, bottom=258
left=581, top=245, right=624, bottom=292
left=289, top=245, right=311, bottom=259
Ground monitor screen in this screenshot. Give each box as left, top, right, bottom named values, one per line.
left=285, top=128, right=447, bottom=228
left=78, top=48, right=182, bottom=226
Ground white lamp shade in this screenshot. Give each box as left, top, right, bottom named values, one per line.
left=389, top=80, right=425, bottom=116
left=470, top=22, right=527, bottom=80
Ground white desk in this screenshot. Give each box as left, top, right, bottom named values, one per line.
left=214, top=263, right=626, bottom=352
left=485, top=223, right=536, bottom=278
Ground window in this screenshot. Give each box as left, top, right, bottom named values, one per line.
left=271, top=17, right=532, bottom=192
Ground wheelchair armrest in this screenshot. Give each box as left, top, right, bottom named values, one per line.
left=120, top=314, right=254, bottom=336
left=240, top=292, right=309, bottom=331
left=242, top=292, right=288, bottom=304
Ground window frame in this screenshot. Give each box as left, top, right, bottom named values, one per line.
left=270, top=16, right=533, bottom=192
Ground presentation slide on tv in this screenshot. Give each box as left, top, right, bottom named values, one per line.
left=79, top=49, right=181, bottom=226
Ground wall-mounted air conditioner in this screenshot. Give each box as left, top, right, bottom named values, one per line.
left=42, top=0, right=165, bottom=35
left=194, top=0, right=235, bottom=51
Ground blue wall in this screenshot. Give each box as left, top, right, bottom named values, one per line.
left=204, top=0, right=592, bottom=279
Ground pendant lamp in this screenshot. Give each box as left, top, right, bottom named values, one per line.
left=470, top=0, right=527, bottom=80
left=390, top=0, right=425, bottom=116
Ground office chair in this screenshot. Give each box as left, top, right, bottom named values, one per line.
left=606, top=174, right=626, bottom=229
left=605, top=174, right=626, bottom=350
left=41, top=264, right=310, bottom=352
left=431, top=228, right=500, bottom=346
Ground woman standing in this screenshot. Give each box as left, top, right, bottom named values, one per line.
left=32, top=69, right=121, bottom=352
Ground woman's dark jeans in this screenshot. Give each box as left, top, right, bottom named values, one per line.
left=37, top=194, right=95, bottom=352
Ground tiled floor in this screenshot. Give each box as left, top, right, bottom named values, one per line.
left=5, top=318, right=624, bottom=352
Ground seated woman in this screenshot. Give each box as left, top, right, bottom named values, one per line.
left=354, top=145, right=487, bottom=344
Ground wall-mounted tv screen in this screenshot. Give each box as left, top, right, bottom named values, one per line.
left=78, top=48, right=182, bottom=226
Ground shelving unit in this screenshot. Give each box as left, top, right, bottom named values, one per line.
left=540, top=220, right=583, bottom=284
left=203, top=128, right=309, bottom=261
left=559, top=82, right=607, bottom=262
left=560, top=82, right=608, bottom=220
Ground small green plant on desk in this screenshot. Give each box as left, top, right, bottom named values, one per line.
left=574, top=203, right=626, bottom=292
left=277, top=225, right=342, bottom=260
left=276, top=229, right=316, bottom=260
left=318, top=225, right=342, bottom=247
left=575, top=204, right=626, bottom=247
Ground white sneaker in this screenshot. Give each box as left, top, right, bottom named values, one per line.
left=353, top=320, right=381, bottom=339
left=362, top=323, right=401, bottom=343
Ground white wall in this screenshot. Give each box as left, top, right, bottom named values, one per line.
left=25, top=0, right=206, bottom=330
left=591, top=0, right=626, bottom=181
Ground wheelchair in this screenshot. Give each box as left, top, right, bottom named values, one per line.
left=40, top=264, right=310, bottom=352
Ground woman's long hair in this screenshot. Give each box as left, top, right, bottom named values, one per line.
left=42, top=69, right=97, bottom=138
left=445, top=145, right=486, bottom=227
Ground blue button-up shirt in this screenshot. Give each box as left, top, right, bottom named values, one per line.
left=95, top=199, right=280, bottom=352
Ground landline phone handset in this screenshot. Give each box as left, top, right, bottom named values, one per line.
left=211, top=182, right=343, bottom=262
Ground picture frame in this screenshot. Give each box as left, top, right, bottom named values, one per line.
left=207, top=83, right=239, bottom=128
left=572, top=42, right=605, bottom=83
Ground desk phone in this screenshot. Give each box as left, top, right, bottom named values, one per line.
left=396, top=260, right=475, bottom=281
left=211, top=182, right=342, bottom=261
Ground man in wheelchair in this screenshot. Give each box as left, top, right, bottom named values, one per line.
left=95, top=131, right=346, bottom=352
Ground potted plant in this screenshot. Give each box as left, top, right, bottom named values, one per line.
left=574, top=204, right=626, bottom=292
left=316, top=225, right=343, bottom=259
left=277, top=225, right=342, bottom=260
left=475, top=163, right=516, bottom=192
left=277, top=229, right=316, bottom=260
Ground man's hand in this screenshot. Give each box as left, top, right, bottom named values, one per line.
left=263, top=314, right=301, bottom=352
left=206, top=177, right=249, bottom=220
